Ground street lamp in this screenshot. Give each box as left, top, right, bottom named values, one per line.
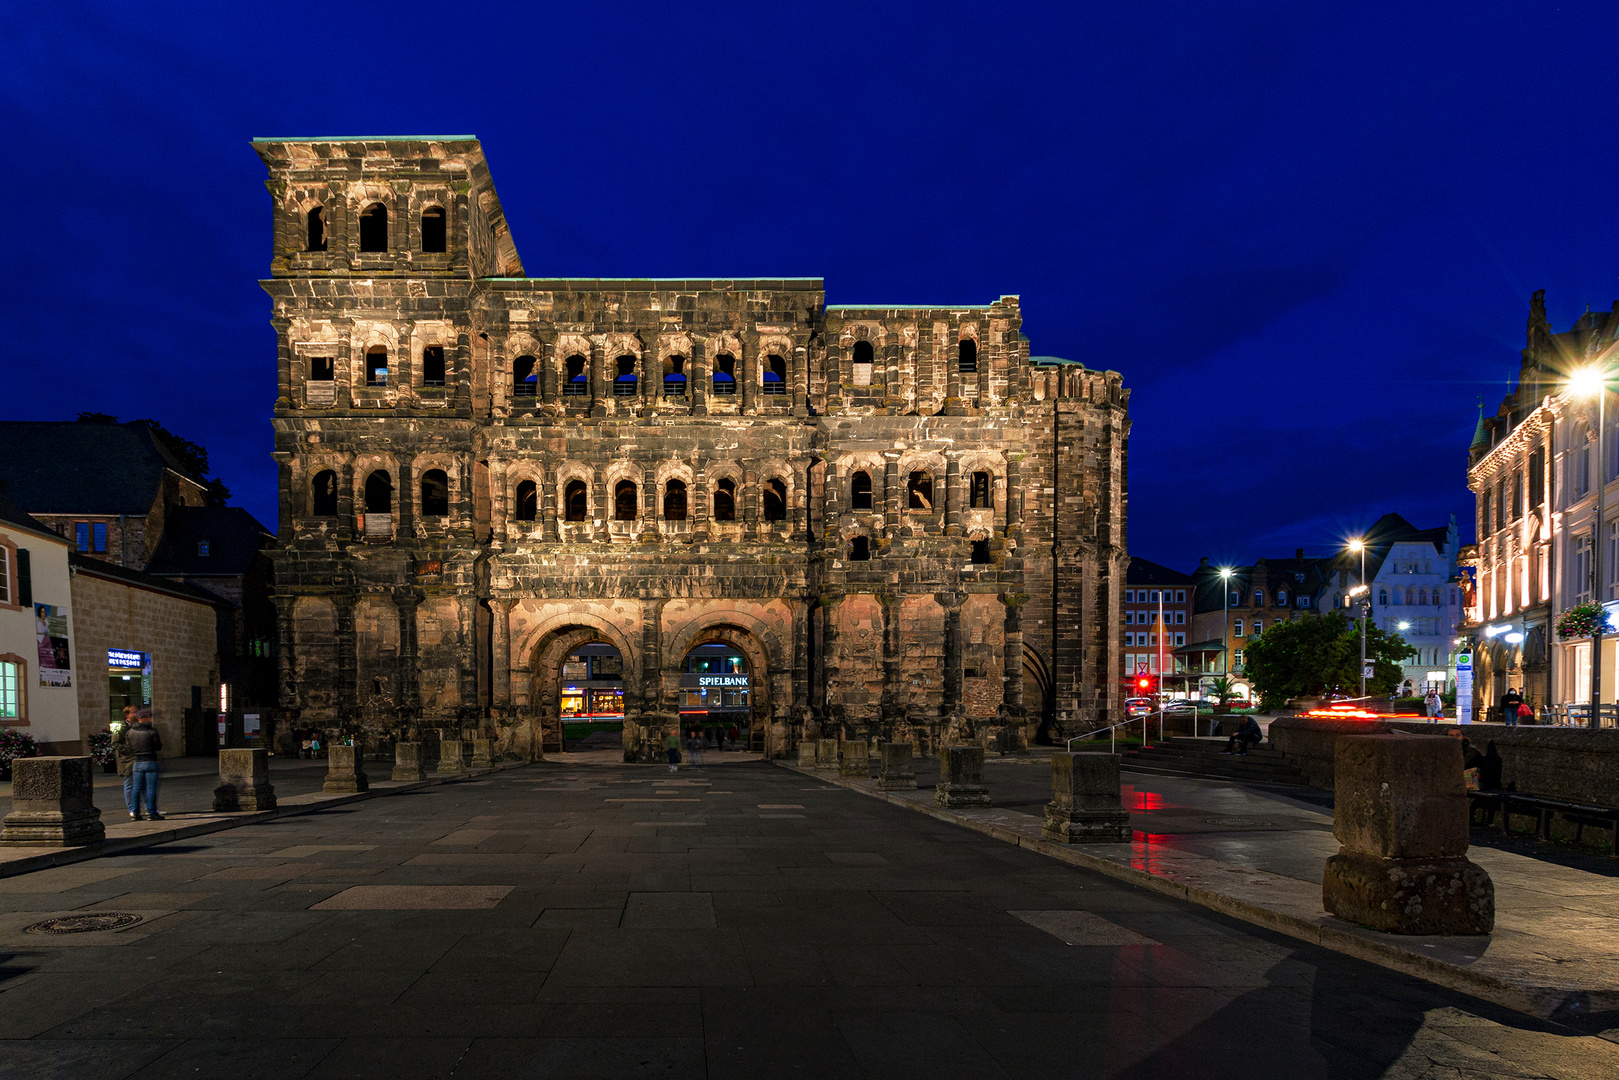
left=1572, top=364, right=1609, bottom=730
left=1348, top=538, right=1368, bottom=699
left=1219, top=567, right=1233, bottom=678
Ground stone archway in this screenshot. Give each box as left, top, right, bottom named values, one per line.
left=661, top=622, right=777, bottom=759
left=521, top=622, right=638, bottom=759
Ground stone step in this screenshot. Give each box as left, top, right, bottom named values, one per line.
left=1120, top=759, right=1312, bottom=787
left=1120, top=742, right=1311, bottom=787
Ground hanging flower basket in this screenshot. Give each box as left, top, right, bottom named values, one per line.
left=1556, top=601, right=1607, bottom=640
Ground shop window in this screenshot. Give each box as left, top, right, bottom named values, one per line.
left=311, top=470, right=338, bottom=516
left=420, top=470, right=449, bottom=517
left=908, top=471, right=934, bottom=510
left=365, top=347, right=388, bottom=387
left=306, top=206, right=326, bottom=252
left=614, top=355, right=638, bottom=396
left=851, top=470, right=873, bottom=510
left=664, top=479, right=688, bottom=521
left=663, top=355, right=687, bottom=397
left=764, top=354, right=786, bottom=395
left=849, top=535, right=870, bottom=561
left=958, top=338, right=978, bottom=373
left=563, top=354, right=588, bottom=396
left=422, top=346, right=446, bottom=387
left=513, top=355, right=537, bottom=397
left=714, top=477, right=736, bottom=521
left=364, top=470, right=393, bottom=514
left=421, top=206, right=446, bottom=252
left=970, top=471, right=991, bottom=508
left=564, top=480, right=587, bottom=521
left=712, top=353, right=737, bottom=395
left=971, top=540, right=991, bottom=564
left=514, top=480, right=537, bottom=522
left=359, top=202, right=388, bottom=252
left=614, top=480, right=638, bottom=521
left=763, top=478, right=787, bottom=521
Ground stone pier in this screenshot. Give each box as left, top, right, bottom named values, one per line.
left=877, top=742, right=916, bottom=790
left=323, top=742, right=369, bottom=794
left=814, top=741, right=839, bottom=771
left=935, top=745, right=990, bottom=808
left=213, top=748, right=277, bottom=812
left=797, top=740, right=819, bottom=768
left=437, top=739, right=467, bottom=775
left=470, top=738, right=495, bottom=768
left=839, top=740, right=870, bottom=778
left=1042, top=752, right=1131, bottom=843
left=392, top=742, right=427, bottom=782
left=0, top=757, right=105, bottom=846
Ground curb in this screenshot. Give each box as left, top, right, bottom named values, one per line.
left=0, top=759, right=535, bottom=880
left=775, top=760, right=1588, bottom=1022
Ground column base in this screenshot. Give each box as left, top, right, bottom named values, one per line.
left=935, top=783, right=990, bottom=809
left=1042, top=807, right=1131, bottom=843
left=213, top=784, right=277, bottom=812
left=0, top=808, right=105, bottom=846
left=1323, top=849, right=1495, bottom=935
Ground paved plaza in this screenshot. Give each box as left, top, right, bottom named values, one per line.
left=0, top=759, right=1616, bottom=1079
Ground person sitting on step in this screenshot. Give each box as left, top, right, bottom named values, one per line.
left=1221, top=714, right=1262, bottom=756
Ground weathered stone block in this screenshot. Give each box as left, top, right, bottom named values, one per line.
left=0, top=756, right=105, bottom=846
left=437, top=739, right=467, bottom=775
left=814, top=740, right=839, bottom=770
left=470, top=738, right=495, bottom=768
left=839, top=740, right=870, bottom=778
left=213, top=748, right=277, bottom=812
left=1042, top=752, right=1130, bottom=843
left=797, top=740, right=819, bottom=768
left=935, top=745, right=990, bottom=808
left=323, top=742, right=369, bottom=794
left=1323, top=735, right=1493, bottom=934
left=877, top=742, right=915, bottom=790
left=392, top=742, right=427, bottom=782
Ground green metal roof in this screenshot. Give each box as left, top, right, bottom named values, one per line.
left=1030, top=355, right=1083, bottom=366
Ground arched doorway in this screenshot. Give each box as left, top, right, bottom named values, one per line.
left=559, top=642, right=625, bottom=722
left=678, top=643, right=751, bottom=742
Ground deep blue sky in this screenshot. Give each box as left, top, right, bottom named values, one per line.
left=5, top=1, right=1618, bottom=571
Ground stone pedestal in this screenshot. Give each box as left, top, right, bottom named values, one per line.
left=1042, top=752, right=1131, bottom=843
left=814, top=740, right=839, bottom=771
left=470, top=738, right=495, bottom=768
left=213, top=748, right=277, bottom=812
left=797, top=740, right=819, bottom=768
left=839, top=740, right=870, bottom=778
left=0, top=756, right=105, bottom=846
left=437, top=739, right=467, bottom=775
left=323, top=742, right=369, bottom=794
left=392, top=742, right=427, bottom=782
left=877, top=742, right=916, bottom=790
left=935, top=745, right=990, bottom=808
left=1322, top=734, right=1494, bottom=935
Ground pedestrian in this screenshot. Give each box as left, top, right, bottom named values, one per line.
left=113, top=706, right=137, bottom=819
left=1501, top=687, right=1523, bottom=727
left=126, top=709, right=164, bottom=821
left=1424, top=688, right=1443, bottom=722
left=686, top=729, right=706, bottom=770
left=1221, top=714, right=1262, bottom=756
left=664, top=727, right=681, bottom=773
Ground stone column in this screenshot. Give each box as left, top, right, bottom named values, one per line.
left=741, top=334, right=758, bottom=415
left=456, top=594, right=478, bottom=714
left=396, top=458, right=415, bottom=541
left=338, top=459, right=355, bottom=541
left=395, top=589, right=422, bottom=721
left=944, top=457, right=962, bottom=536
left=641, top=332, right=661, bottom=412
left=877, top=742, right=916, bottom=790
left=273, top=317, right=293, bottom=410
left=392, top=742, right=427, bottom=781
left=944, top=326, right=964, bottom=415
left=999, top=593, right=1025, bottom=724
left=335, top=593, right=358, bottom=720
left=638, top=598, right=666, bottom=762
left=791, top=342, right=808, bottom=417
left=691, top=339, right=708, bottom=416
left=437, top=739, right=467, bottom=775
left=492, top=599, right=514, bottom=717
left=742, top=468, right=759, bottom=540
left=0, top=757, right=104, bottom=846
left=821, top=591, right=846, bottom=730
left=839, top=739, right=870, bottom=778
left=824, top=335, right=841, bottom=402
left=274, top=595, right=297, bottom=712
left=643, top=465, right=660, bottom=542
left=540, top=337, right=558, bottom=405
left=1043, top=753, right=1130, bottom=842
left=1005, top=454, right=1023, bottom=539
left=823, top=459, right=841, bottom=533
left=1322, top=734, right=1494, bottom=934
left=590, top=337, right=607, bottom=417
left=938, top=592, right=966, bottom=726
left=542, top=465, right=560, bottom=541
left=883, top=341, right=903, bottom=412
left=324, top=741, right=369, bottom=794
left=935, top=745, right=989, bottom=807
left=879, top=593, right=905, bottom=728
left=491, top=458, right=509, bottom=545
left=213, top=749, right=277, bottom=811
left=792, top=457, right=809, bottom=540
left=883, top=454, right=901, bottom=540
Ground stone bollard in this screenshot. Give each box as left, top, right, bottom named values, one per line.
left=437, top=739, right=467, bottom=775
left=213, top=748, right=277, bottom=812
left=1323, top=734, right=1494, bottom=935
left=839, top=740, right=870, bottom=779
left=1042, top=753, right=1131, bottom=843
left=935, top=745, right=990, bottom=808
left=323, top=742, right=369, bottom=794
left=877, top=742, right=916, bottom=790
left=0, top=757, right=105, bottom=846
left=392, top=742, right=427, bottom=782
left=470, top=738, right=495, bottom=769
left=797, top=740, right=819, bottom=768
left=815, top=740, right=839, bottom=770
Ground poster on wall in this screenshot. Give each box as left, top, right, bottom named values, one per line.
left=35, top=604, right=71, bottom=687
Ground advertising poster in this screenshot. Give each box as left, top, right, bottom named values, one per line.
left=34, top=603, right=72, bottom=687
left=1454, top=651, right=1472, bottom=725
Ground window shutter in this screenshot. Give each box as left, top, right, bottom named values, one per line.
left=17, top=548, right=31, bottom=608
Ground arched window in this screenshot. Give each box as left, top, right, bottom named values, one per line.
left=664, top=479, right=688, bottom=521
left=971, top=539, right=991, bottom=564
left=712, top=353, right=737, bottom=395
left=764, top=354, right=787, bottom=395
left=306, top=206, right=326, bottom=252
left=1333, top=593, right=1342, bottom=609
left=513, top=355, right=537, bottom=397
left=970, top=471, right=991, bottom=508
left=1378, top=588, right=1388, bottom=606
left=1277, top=590, right=1287, bottom=606
left=852, top=340, right=874, bottom=365
left=663, top=356, right=687, bottom=397
left=958, top=338, right=978, bottom=373
left=514, top=480, right=537, bottom=522
left=420, top=206, right=446, bottom=253
left=849, top=535, right=870, bottom=561
left=364, top=470, right=393, bottom=514
left=1253, top=590, right=1264, bottom=607
left=311, top=470, right=338, bottom=516
left=907, top=471, right=934, bottom=510
left=365, top=346, right=388, bottom=387
left=420, top=470, right=449, bottom=517
left=1417, top=588, right=1428, bottom=606
left=713, top=477, right=736, bottom=521
left=850, top=340, right=875, bottom=385
left=422, top=346, right=446, bottom=387
left=851, top=471, right=873, bottom=511
left=763, top=479, right=787, bottom=521
left=563, top=354, right=588, bottom=396
left=614, top=480, right=638, bottom=521
left=564, top=480, right=587, bottom=522
left=614, top=355, right=638, bottom=397
left=359, top=203, right=387, bottom=252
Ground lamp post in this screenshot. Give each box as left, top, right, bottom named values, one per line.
left=1349, top=538, right=1368, bottom=699
left=1220, top=568, right=1233, bottom=680
left=1572, top=365, right=1610, bottom=730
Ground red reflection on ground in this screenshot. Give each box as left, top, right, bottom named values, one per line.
left=1302, top=704, right=1423, bottom=720
left=1125, top=790, right=1164, bottom=812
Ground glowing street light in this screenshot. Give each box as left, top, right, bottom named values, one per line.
left=1347, top=537, right=1368, bottom=699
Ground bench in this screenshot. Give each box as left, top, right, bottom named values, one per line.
left=1467, top=790, right=1619, bottom=855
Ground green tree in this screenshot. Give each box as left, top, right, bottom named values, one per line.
left=1207, top=675, right=1238, bottom=705
left=1242, top=612, right=1414, bottom=707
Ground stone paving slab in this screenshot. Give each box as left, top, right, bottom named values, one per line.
left=779, top=759, right=1619, bottom=1022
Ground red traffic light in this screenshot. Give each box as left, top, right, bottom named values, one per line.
left=1135, top=676, right=1153, bottom=691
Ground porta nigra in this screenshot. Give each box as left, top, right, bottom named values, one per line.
left=258, top=137, right=1129, bottom=760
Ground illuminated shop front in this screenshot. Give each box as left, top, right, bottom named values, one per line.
left=558, top=642, right=625, bottom=720
left=679, top=643, right=750, bottom=724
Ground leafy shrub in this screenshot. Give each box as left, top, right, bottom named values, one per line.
left=0, top=729, right=39, bottom=773
left=87, top=729, right=114, bottom=766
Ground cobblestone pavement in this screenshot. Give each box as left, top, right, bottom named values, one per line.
left=0, top=761, right=1614, bottom=1079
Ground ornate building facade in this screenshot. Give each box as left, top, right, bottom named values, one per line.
left=257, top=137, right=1128, bottom=759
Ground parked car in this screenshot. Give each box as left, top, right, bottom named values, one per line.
left=1124, top=697, right=1154, bottom=717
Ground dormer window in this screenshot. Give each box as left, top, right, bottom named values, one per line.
left=197, top=541, right=210, bottom=557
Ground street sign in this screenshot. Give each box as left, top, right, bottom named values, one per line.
left=1362, top=663, right=1373, bottom=679
left=1135, top=663, right=1147, bottom=675
left=1455, top=650, right=1473, bottom=724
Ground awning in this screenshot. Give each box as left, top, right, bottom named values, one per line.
left=1174, top=640, right=1226, bottom=656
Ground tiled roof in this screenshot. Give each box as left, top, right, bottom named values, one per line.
left=0, top=421, right=197, bottom=516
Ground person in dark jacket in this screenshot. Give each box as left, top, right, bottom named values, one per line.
left=112, top=706, right=137, bottom=819
left=1501, top=688, right=1524, bottom=726
left=126, top=710, right=164, bottom=821
left=1221, top=715, right=1263, bottom=755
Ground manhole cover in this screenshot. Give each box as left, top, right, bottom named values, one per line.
left=1205, top=818, right=1273, bottom=828
left=25, top=913, right=143, bottom=935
